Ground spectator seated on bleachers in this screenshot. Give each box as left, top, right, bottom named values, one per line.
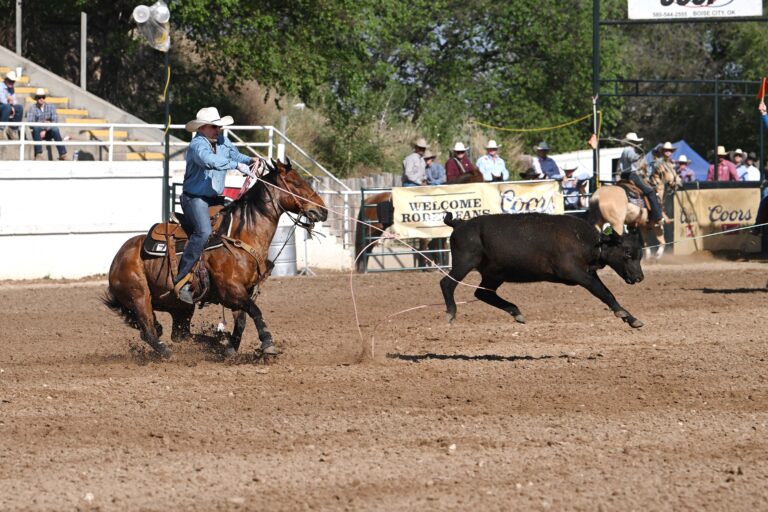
left=0, top=71, right=23, bottom=140
left=27, top=88, right=67, bottom=160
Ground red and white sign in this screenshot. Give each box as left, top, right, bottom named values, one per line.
left=628, top=0, right=763, bottom=20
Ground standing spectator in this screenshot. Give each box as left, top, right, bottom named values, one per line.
left=675, top=155, right=695, bottom=183
left=0, top=71, right=24, bottom=139
left=742, top=152, right=761, bottom=181
left=531, top=141, right=562, bottom=179
left=445, top=142, right=479, bottom=183
left=27, top=88, right=67, bottom=160
left=656, top=141, right=677, bottom=178
left=476, top=139, right=509, bottom=182
left=424, top=150, right=446, bottom=186
left=618, top=131, right=662, bottom=223
left=732, top=149, right=747, bottom=178
left=401, top=137, right=428, bottom=187
left=707, top=146, right=739, bottom=181
left=561, top=163, right=581, bottom=210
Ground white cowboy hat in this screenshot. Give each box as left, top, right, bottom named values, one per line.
left=485, top=140, right=499, bottom=150
left=562, top=162, right=578, bottom=171
left=677, top=154, right=689, bottom=163
left=422, top=150, right=437, bottom=160
left=412, top=137, right=429, bottom=149
left=717, top=145, right=727, bottom=156
left=4, top=71, right=18, bottom=82
left=33, top=87, right=46, bottom=97
left=733, top=148, right=743, bottom=156
left=660, top=141, right=677, bottom=151
left=452, top=142, right=468, bottom=152
left=625, top=132, right=644, bottom=143
left=185, top=107, right=234, bottom=132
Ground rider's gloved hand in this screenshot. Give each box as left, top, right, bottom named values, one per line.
left=236, top=162, right=251, bottom=175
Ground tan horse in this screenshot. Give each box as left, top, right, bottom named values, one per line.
left=103, top=160, right=327, bottom=359
left=589, top=161, right=681, bottom=261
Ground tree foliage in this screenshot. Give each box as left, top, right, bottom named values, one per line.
left=1, top=0, right=765, bottom=174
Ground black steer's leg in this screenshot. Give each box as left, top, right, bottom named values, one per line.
left=474, top=276, right=525, bottom=323
left=440, top=250, right=479, bottom=323
left=577, top=271, right=643, bottom=328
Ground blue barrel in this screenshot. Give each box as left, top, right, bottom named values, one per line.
left=268, top=222, right=297, bottom=276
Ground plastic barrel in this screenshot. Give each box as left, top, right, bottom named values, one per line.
left=268, top=222, right=297, bottom=276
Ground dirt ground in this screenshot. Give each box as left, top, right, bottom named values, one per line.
left=1, top=258, right=768, bottom=511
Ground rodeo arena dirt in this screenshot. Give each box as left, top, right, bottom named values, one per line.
left=2, top=252, right=768, bottom=510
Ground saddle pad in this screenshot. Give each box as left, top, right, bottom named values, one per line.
left=142, top=213, right=232, bottom=258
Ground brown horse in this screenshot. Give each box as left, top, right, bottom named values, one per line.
left=354, top=171, right=484, bottom=271
left=588, top=161, right=681, bottom=261
left=103, top=160, right=327, bottom=359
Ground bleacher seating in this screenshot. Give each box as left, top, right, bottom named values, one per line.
left=1, top=65, right=164, bottom=160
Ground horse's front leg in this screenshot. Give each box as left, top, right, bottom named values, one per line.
left=224, top=309, right=248, bottom=356
left=243, top=299, right=279, bottom=356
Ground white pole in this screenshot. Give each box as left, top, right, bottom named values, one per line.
left=80, top=12, right=87, bottom=90
left=15, top=0, right=22, bottom=55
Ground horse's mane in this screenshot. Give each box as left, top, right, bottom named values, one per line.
left=219, top=168, right=280, bottom=236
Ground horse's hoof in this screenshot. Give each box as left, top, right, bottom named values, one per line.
left=446, top=313, right=456, bottom=324
left=629, top=318, right=644, bottom=328
left=513, top=314, right=526, bottom=324
left=261, top=344, right=279, bottom=356
left=614, top=310, right=629, bottom=319
left=156, top=342, right=172, bottom=359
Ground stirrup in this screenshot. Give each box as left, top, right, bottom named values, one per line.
left=173, top=273, right=193, bottom=298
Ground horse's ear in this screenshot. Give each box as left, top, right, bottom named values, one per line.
left=285, top=157, right=292, bottom=170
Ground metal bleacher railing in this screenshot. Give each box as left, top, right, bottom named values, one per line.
left=1, top=119, right=358, bottom=247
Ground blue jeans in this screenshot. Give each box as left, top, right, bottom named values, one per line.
left=31, top=126, right=66, bottom=156
left=0, top=103, right=23, bottom=126
left=176, top=193, right=214, bottom=281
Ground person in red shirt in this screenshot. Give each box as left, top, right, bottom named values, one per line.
left=706, top=146, right=739, bottom=181
left=445, top=142, right=480, bottom=183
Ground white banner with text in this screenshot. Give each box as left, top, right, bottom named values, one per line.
left=628, top=0, right=763, bottom=20
left=391, top=181, right=563, bottom=238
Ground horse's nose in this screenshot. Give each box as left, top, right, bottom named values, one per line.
left=308, top=207, right=328, bottom=222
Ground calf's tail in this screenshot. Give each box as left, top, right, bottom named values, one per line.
left=443, top=212, right=463, bottom=228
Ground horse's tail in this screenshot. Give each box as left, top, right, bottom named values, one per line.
left=101, top=289, right=140, bottom=330
left=443, top=212, right=463, bottom=228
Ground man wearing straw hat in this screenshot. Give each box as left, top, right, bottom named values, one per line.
left=476, top=139, right=509, bottom=182
left=0, top=71, right=24, bottom=139
left=174, top=107, right=261, bottom=304
left=706, top=146, right=738, bottom=181
left=402, top=137, right=428, bottom=186
left=27, top=88, right=67, bottom=160
left=618, top=132, right=663, bottom=224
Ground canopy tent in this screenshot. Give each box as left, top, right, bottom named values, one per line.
left=644, top=139, right=709, bottom=181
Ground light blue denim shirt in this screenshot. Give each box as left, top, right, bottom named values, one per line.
left=183, top=133, right=252, bottom=197
left=476, top=154, right=509, bottom=181
left=1, top=82, right=17, bottom=105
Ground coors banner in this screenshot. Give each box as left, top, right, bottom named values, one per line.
left=392, top=181, right=563, bottom=238
left=628, top=0, right=763, bottom=20
left=673, top=188, right=761, bottom=254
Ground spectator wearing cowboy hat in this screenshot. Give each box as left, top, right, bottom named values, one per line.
left=742, top=152, right=761, bottom=181
left=476, top=139, right=509, bottom=182
left=0, top=71, right=24, bottom=139
left=423, top=150, right=446, bottom=186
left=654, top=141, right=677, bottom=177
left=732, top=148, right=748, bottom=178
left=174, top=107, right=261, bottom=304
left=445, top=142, right=479, bottom=183
left=27, top=88, right=67, bottom=160
left=707, top=146, right=738, bottom=181
left=531, top=141, right=562, bottom=180
left=675, top=155, right=695, bottom=183
left=402, top=137, right=428, bottom=187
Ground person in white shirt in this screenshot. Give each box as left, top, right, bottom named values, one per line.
left=740, top=152, right=761, bottom=181
left=476, top=139, right=509, bottom=181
